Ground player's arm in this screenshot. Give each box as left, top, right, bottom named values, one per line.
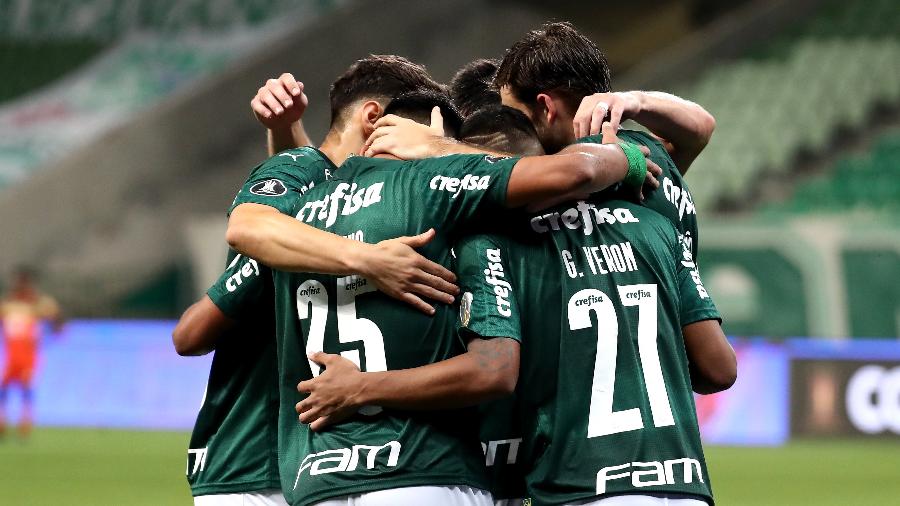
left=683, top=319, right=736, bottom=394
left=296, top=337, right=519, bottom=431
left=250, top=73, right=313, bottom=155
left=295, top=233, right=523, bottom=431
left=573, top=91, right=715, bottom=174
left=227, top=204, right=458, bottom=314
left=364, top=109, right=512, bottom=159
left=173, top=253, right=264, bottom=356
left=675, top=238, right=736, bottom=394
left=38, top=295, right=64, bottom=333
left=504, top=139, right=661, bottom=209
left=172, top=296, right=234, bottom=356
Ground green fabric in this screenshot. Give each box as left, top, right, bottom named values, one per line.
left=578, top=130, right=700, bottom=262
left=455, top=197, right=720, bottom=506
left=187, top=249, right=280, bottom=496
left=230, top=147, right=338, bottom=215
left=187, top=148, right=334, bottom=496
left=273, top=154, right=518, bottom=506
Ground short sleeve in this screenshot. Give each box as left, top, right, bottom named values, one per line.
left=229, top=148, right=332, bottom=215
left=455, top=233, right=522, bottom=343
left=676, top=242, right=721, bottom=326
left=419, top=154, right=519, bottom=227
left=206, top=252, right=269, bottom=319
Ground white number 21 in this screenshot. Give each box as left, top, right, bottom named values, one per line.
left=567, top=284, right=674, bottom=438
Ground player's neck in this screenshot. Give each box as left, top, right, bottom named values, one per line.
left=319, top=128, right=364, bottom=167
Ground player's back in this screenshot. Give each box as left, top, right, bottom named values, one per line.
left=276, top=153, right=518, bottom=506
left=459, top=195, right=713, bottom=505
left=578, top=130, right=699, bottom=259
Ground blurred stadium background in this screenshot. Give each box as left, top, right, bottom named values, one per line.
left=0, top=0, right=898, bottom=504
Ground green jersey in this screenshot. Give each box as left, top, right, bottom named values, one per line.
left=187, top=251, right=280, bottom=495
left=186, top=147, right=334, bottom=496
left=273, top=154, right=520, bottom=506
left=456, top=196, right=720, bottom=506
left=578, top=130, right=699, bottom=260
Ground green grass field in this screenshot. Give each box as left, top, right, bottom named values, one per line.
left=1, top=429, right=899, bottom=505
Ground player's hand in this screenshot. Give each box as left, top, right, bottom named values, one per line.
left=250, top=73, right=308, bottom=130
left=296, top=352, right=365, bottom=431
left=600, top=122, right=660, bottom=202
left=363, top=107, right=446, bottom=159
left=356, top=228, right=459, bottom=315
left=573, top=92, right=642, bottom=139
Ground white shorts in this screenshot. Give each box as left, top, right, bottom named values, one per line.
left=194, top=489, right=289, bottom=506
left=565, top=495, right=707, bottom=506
left=313, top=485, right=493, bottom=506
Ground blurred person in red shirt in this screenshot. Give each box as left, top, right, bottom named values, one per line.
left=0, top=266, right=62, bottom=439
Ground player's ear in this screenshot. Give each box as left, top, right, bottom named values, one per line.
left=360, top=100, right=383, bottom=137
left=535, top=93, right=557, bottom=127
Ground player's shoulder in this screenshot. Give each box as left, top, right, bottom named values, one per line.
left=410, top=153, right=517, bottom=170
left=605, top=198, right=678, bottom=242
left=250, top=147, right=335, bottom=177
left=577, top=130, right=681, bottom=177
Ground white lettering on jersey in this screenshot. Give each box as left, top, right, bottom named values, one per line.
left=294, top=441, right=401, bottom=489
left=225, top=258, right=260, bottom=292
left=531, top=202, right=639, bottom=235
left=597, top=457, right=703, bottom=494
left=662, top=177, right=696, bottom=220
left=186, top=447, right=208, bottom=476
left=484, top=248, right=512, bottom=317
left=429, top=173, right=490, bottom=199
left=679, top=248, right=709, bottom=299
left=481, top=438, right=522, bottom=466
left=295, top=182, right=383, bottom=228
left=581, top=242, right=639, bottom=277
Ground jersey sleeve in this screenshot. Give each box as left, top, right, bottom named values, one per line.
left=676, top=242, right=721, bottom=326
left=229, top=148, right=330, bottom=215
left=455, top=233, right=523, bottom=343
left=421, top=154, right=520, bottom=226
left=206, top=252, right=269, bottom=319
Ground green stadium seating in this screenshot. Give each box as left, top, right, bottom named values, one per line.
left=681, top=0, right=900, bottom=212
left=760, top=129, right=900, bottom=216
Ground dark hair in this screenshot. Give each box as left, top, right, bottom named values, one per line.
left=459, top=105, right=544, bottom=156
left=329, top=54, right=443, bottom=128
left=449, top=58, right=501, bottom=117
left=494, top=22, right=610, bottom=113
left=384, top=90, right=464, bottom=139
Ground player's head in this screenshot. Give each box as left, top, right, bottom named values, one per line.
left=384, top=89, right=464, bottom=139
left=10, top=265, right=36, bottom=295
left=495, top=22, right=611, bottom=153
left=449, top=58, right=501, bottom=118
left=328, top=54, right=443, bottom=135
left=459, top=105, right=544, bottom=156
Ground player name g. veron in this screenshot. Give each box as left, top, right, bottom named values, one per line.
left=531, top=201, right=640, bottom=235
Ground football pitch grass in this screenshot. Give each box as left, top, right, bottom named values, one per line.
left=1, top=429, right=899, bottom=505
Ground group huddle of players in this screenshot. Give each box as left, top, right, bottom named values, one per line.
left=173, top=21, right=737, bottom=506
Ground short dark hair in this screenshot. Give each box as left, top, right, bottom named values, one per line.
left=459, top=105, right=544, bottom=156
left=384, top=90, right=464, bottom=138
left=449, top=58, right=501, bottom=118
left=494, top=22, right=610, bottom=113
left=329, top=54, right=443, bottom=128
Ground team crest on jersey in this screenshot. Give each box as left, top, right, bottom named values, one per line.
left=459, top=292, right=473, bottom=327
left=250, top=179, right=287, bottom=196
left=484, top=155, right=510, bottom=164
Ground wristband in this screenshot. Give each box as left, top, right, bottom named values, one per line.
left=618, top=141, right=647, bottom=188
